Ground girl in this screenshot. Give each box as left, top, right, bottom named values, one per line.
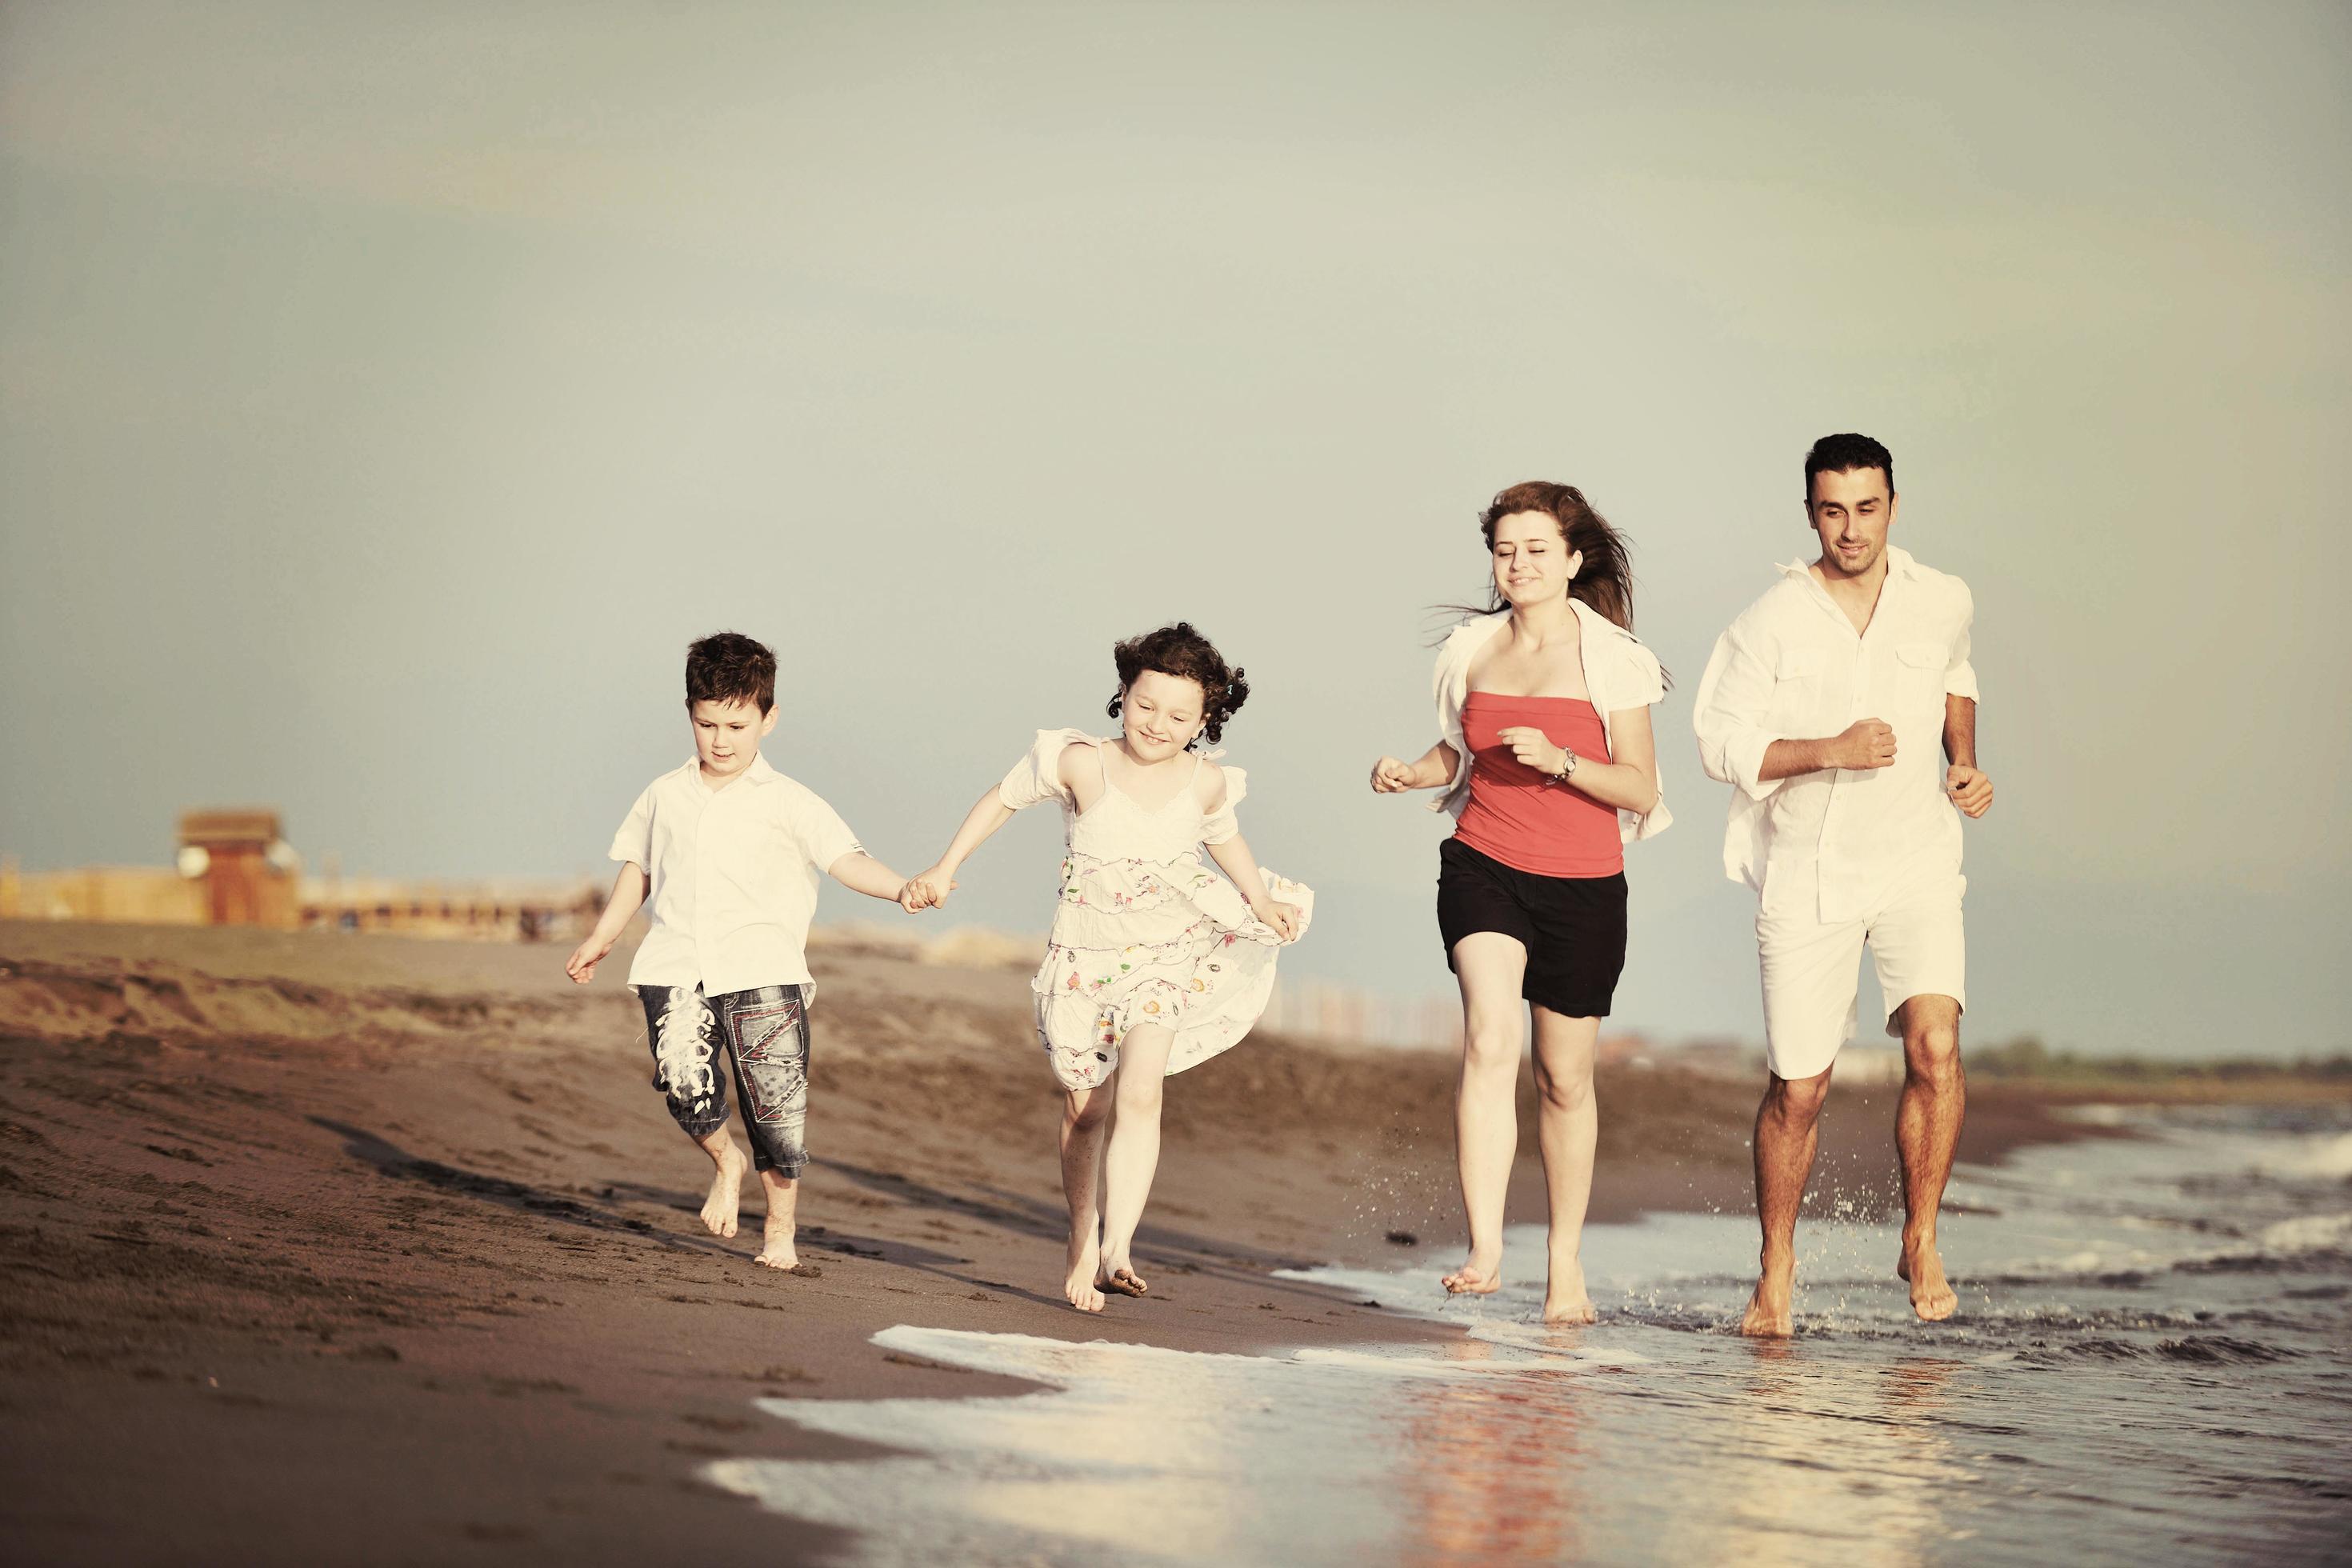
left=903, top=622, right=1310, bottom=1313
left=1368, top=482, right=1670, bottom=1324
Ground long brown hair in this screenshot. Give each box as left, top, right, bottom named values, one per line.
left=1470, top=480, right=1640, bottom=632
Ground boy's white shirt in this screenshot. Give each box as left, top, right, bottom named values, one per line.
left=609, top=752, right=862, bottom=995
left=1429, top=596, right=1673, bottom=843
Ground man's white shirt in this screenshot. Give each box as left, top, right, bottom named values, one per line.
left=609, top=753, right=862, bottom=995
left=1692, top=546, right=1978, bottom=924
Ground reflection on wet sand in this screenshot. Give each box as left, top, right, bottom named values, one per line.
left=1696, top=1343, right=1968, bottom=1566
left=1402, top=1334, right=1590, bottom=1564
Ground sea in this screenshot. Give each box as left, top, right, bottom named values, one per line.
left=705, top=1101, right=2352, bottom=1565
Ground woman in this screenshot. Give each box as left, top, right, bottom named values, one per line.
left=1370, top=482, right=1670, bottom=1323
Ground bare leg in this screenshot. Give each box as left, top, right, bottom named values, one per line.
left=1445, top=934, right=1529, bottom=1296
left=1894, top=994, right=1964, bottom=1322
left=1530, top=1007, right=1600, bottom=1324
left=693, top=1126, right=749, bottom=1239
left=1098, top=1022, right=1176, bottom=1295
left=1742, top=1066, right=1832, bottom=1337
left=1060, top=1084, right=1113, bottom=1313
left=753, top=1169, right=799, bottom=1269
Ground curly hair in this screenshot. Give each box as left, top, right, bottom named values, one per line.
left=1104, top=622, right=1250, bottom=749
left=684, top=630, right=776, bottom=715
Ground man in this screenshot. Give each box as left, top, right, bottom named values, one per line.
left=1692, top=433, right=1994, bottom=1335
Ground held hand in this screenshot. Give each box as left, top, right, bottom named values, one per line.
left=1946, top=764, right=1994, bottom=818
left=899, top=866, right=958, bottom=911
left=1369, top=756, right=1417, bottom=794
left=1252, top=898, right=1303, bottom=942
left=1496, top=726, right=1566, bottom=777
left=1830, top=718, right=1898, bottom=770
left=565, top=936, right=612, bottom=984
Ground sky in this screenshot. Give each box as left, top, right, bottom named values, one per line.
left=2, top=2, right=2347, bottom=1058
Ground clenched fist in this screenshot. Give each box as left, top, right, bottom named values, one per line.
left=1369, top=756, right=1418, bottom=794
left=1946, top=764, right=1994, bottom=818
left=1497, top=726, right=1568, bottom=778
left=1829, top=718, right=1898, bottom=770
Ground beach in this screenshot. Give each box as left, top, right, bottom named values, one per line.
left=0, top=918, right=2277, bottom=1564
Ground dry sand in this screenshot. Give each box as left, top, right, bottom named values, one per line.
left=0, top=918, right=2102, bottom=1565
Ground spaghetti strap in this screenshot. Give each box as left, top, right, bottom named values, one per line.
left=1098, top=740, right=1113, bottom=789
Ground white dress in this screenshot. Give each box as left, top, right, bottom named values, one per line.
left=997, top=729, right=1314, bottom=1091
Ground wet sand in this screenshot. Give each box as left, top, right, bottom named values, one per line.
left=0, top=919, right=2101, bottom=1565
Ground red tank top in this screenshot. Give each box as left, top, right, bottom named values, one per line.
left=1454, top=693, right=1624, bottom=878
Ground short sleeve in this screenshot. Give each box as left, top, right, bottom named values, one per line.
left=607, top=787, right=654, bottom=870
left=997, top=728, right=1091, bottom=811
left=789, top=786, right=863, bottom=875
left=1944, top=582, right=1980, bottom=702
left=1202, top=765, right=1247, bottom=846
left=1614, top=638, right=1668, bottom=711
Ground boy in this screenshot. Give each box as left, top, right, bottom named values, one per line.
left=566, top=631, right=914, bottom=1270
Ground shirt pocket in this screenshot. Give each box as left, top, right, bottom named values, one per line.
left=1767, top=649, right=1822, bottom=729
left=1894, top=642, right=1946, bottom=718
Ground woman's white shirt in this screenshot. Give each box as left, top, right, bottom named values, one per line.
left=1427, top=597, right=1672, bottom=844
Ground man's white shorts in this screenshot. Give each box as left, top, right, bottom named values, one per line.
left=1755, top=870, right=1966, bottom=1079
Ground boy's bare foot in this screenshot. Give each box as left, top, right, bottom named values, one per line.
left=700, top=1140, right=749, bottom=1238
left=1740, top=1249, right=1794, bottom=1337
left=751, top=1170, right=799, bottom=1270
left=1542, top=1258, right=1597, bottom=1325
left=1898, top=1237, right=1958, bottom=1322
left=1098, top=1254, right=1147, bottom=1297
left=1442, top=1251, right=1502, bottom=1296
left=1065, top=1234, right=1105, bottom=1314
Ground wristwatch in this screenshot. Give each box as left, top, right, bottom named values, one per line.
left=1548, top=746, right=1579, bottom=784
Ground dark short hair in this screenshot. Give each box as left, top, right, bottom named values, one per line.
left=685, top=631, right=776, bottom=715
left=1804, top=433, right=1894, bottom=498
left=1105, top=622, right=1250, bottom=748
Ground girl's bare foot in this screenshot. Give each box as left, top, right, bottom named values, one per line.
left=1898, top=1238, right=1958, bottom=1322
left=1542, top=1258, right=1596, bottom=1324
left=700, top=1139, right=749, bottom=1238
left=1065, top=1233, right=1105, bottom=1313
left=1740, top=1249, right=1794, bottom=1337
left=1442, top=1252, right=1502, bottom=1295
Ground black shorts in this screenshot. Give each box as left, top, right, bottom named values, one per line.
left=1436, top=837, right=1629, bottom=1018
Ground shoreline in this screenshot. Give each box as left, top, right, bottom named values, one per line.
left=0, top=918, right=2250, bottom=1564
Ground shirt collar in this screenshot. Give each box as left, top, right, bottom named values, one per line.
left=1778, top=543, right=1921, bottom=584
left=677, top=751, right=780, bottom=786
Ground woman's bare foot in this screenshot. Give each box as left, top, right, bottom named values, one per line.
left=1442, top=1251, right=1503, bottom=1296
left=1898, top=1237, right=1958, bottom=1322
left=752, top=1169, right=798, bottom=1269
left=1098, top=1254, right=1148, bottom=1297
left=1542, top=1258, right=1596, bottom=1324
left=699, top=1138, right=749, bottom=1238
left=1740, top=1248, right=1794, bottom=1337
left=1065, top=1233, right=1105, bottom=1313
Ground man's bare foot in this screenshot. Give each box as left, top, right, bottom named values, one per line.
left=1542, top=1258, right=1597, bottom=1325
left=1740, top=1250, right=1794, bottom=1337
left=1442, top=1252, right=1502, bottom=1296
left=1065, top=1234, right=1105, bottom=1314
left=1898, top=1237, right=1958, bottom=1322
left=700, top=1140, right=748, bottom=1238
left=1098, top=1254, right=1147, bottom=1298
